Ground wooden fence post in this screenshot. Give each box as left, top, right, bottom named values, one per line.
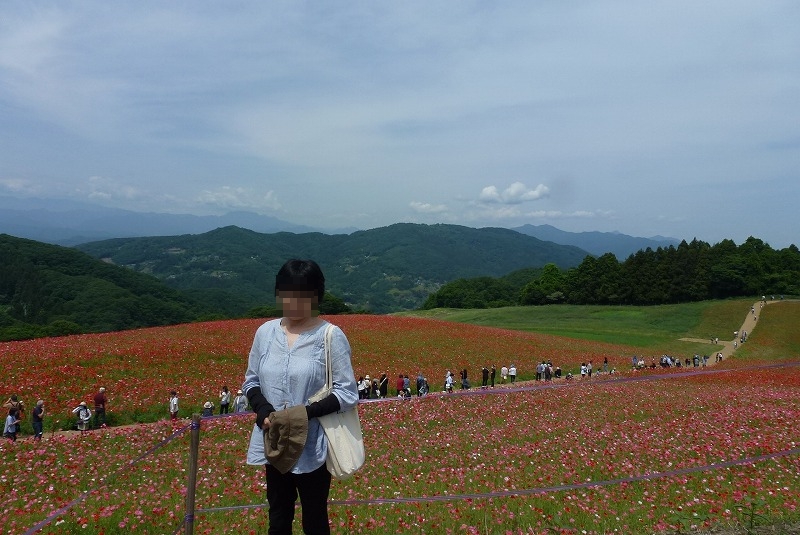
left=185, top=413, right=202, bottom=535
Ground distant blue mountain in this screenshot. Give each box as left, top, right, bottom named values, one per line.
left=511, top=224, right=680, bottom=259
left=0, top=196, right=679, bottom=257
left=0, top=196, right=355, bottom=245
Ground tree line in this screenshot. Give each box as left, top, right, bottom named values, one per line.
left=423, top=237, right=800, bottom=309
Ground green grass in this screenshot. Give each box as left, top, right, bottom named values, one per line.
left=736, top=300, right=800, bottom=361
left=399, top=298, right=757, bottom=353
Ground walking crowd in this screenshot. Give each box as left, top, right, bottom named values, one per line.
left=351, top=360, right=576, bottom=399
left=3, top=383, right=256, bottom=442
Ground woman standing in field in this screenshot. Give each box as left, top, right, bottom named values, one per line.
left=4, top=408, right=20, bottom=441
left=169, top=391, right=179, bottom=420
left=219, top=386, right=231, bottom=414
left=242, top=259, right=358, bottom=535
left=378, top=373, right=388, bottom=398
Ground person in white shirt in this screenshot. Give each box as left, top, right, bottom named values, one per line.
left=220, top=386, right=231, bottom=414
left=169, top=391, right=179, bottom=420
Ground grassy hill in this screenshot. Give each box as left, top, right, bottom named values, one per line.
left=75, top=223, right=590, bottom=313
left=0, top=234, right=211, bottom=340
left=401, top=298, right=769, bottom=356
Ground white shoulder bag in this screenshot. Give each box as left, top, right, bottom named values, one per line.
left=308, top=324, right=365, bottom=480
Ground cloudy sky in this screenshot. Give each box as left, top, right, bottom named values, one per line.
left=1, top=1, right=798, bottom=247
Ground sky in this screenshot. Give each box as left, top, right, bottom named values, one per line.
left=1, top=1, right=798, bottom=248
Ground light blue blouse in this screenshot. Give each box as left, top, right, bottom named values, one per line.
left=243, top=318, right=358, bottom=473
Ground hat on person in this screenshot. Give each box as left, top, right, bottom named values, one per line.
left=237, top=390, right=243, bottom=395
left=203, top=401, right=213, bottom=409
left=99, top=387, right=106, bottom=392
left=365, top=375, right=370, bottom=380
left=79, top=401, right=87, bottom=406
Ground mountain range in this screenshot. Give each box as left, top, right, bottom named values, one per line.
left=74, top=223, right=591, bottom=313
left=1, top=196, right=678, bottom=260
left=512, top=224, right=679, bottom=259
left=0, top=196, right=353, bottom=245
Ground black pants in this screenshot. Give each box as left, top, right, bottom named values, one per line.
left=220, top=403, right=229, bottom=414
left=94, top=408, right=106, bottom=427
left=265, top=463, right=331, bottom=535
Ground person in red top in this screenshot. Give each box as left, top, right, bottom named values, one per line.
left=93, top=387, right=108, bottom=428
left=396, top=374, right=405, bottom=397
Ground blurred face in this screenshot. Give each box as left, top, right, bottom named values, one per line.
left=276, top=290, right=318, bottom=320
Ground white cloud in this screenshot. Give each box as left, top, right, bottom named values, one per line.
left=478, top=182, right=549, bottom=204
left=196, top=186, right=281, bottom=212
left=80, top=176, right=142, bottom=202
left=258, top=191, right=282, bottom=211
left=462, top=205, right=614, bottom=224
left=410, top=201, right=448, bottom=214
left=522, top=210, right=607, bottom=219
left=0, top=178, right=41, bottom=195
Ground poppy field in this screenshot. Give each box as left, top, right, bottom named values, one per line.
left=2, top=306, right=800, bottom=534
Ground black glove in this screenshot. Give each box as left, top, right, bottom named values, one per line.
left=246, top=387, right=275, bottom=430
left=306, top=393, right=341, bottom=420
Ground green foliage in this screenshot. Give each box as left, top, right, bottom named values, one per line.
left=520, top=263, right=566, bottom=304
left=245, top=292, right=350, bottom=318
left=0, top=234, right=211, bottom=340
left=319, top=292, right=351, bottom=314
left=421, top=277, right=517, bottom=309
left=426, top=237, right=800, bottom=309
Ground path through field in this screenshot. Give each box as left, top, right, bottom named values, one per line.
left=679, top=299, right=774, bottom=364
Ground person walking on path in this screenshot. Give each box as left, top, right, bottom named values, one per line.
left=93, top=387, right=108, bottom=428
left=233, top=390, right=248, bottom=413
left=378, top=373, right=388, bottom=398
left=3, top=395, right=24, bottom=434
left=32, top=400, right=45, bottom=441
left=509, top=364, right=517, bottom=383
left=4, top=408, right=21, bottom=441
left=72, top=401, right=91, bottom=434
left=169, top=391, right=179, bottom=420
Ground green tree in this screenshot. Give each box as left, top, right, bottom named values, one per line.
left=520, top=263, right=566, bottom=305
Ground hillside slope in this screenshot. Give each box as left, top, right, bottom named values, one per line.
left=76, top=223, right=590, bottom=313
left=0, top=234, right=210, bottom=340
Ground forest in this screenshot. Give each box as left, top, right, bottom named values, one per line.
left=423, top=237, right=800, bottom=309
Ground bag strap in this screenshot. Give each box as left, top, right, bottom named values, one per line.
left=323, top=324, right=334, bottom=389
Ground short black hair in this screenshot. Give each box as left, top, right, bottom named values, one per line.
left=274, top=259, right=325, bottom=300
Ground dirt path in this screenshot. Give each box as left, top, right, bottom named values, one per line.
left=679, top=298, right=773, bottom=365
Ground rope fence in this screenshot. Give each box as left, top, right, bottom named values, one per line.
left=22, top=361, right=800, bottom=534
